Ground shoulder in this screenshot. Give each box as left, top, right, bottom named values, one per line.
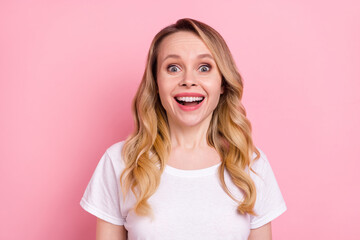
left=249, top=147, right=279, bottom=187
left=250, top=147, right=270, bottom=175
left=102, top=140, right=127, bottom=172
left=249, top=147, right=287, bottom=228
left=105, top=140, right=126, bottom=159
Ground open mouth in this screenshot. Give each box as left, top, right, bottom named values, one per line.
left=175, top=96, right=205, bottom=106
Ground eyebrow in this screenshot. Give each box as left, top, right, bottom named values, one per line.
left=162, top=53, right=214, bottom=63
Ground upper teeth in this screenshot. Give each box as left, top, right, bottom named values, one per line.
left=176, top=97, right=204, bottom=102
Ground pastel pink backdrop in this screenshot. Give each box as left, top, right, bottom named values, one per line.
left=1, top=0, right=359, bottom=239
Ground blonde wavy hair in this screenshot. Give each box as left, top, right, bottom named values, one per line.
left=120, top=18, right=260, bottom=217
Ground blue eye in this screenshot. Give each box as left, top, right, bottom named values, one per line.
left=199, top=65, right=211, bottom=72
left=167, top=65, right=180, bottom=72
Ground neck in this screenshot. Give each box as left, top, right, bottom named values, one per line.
left=167, top=115, right=212, bottom=150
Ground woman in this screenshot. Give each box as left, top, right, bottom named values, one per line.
left=80, top=18, right=286, bottom=240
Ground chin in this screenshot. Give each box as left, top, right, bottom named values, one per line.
left=177, top=116, right=212, bottom=128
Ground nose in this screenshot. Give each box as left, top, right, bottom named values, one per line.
left=179, top=70, right=198, bottom=87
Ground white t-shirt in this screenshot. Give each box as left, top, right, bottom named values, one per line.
left=80, top=141, right=286, bottom=239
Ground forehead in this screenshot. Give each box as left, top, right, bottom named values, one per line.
left=157, top=31, right=212, bottom=60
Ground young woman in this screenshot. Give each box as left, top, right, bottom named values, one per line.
left=80, top=18, right=286, bottom=240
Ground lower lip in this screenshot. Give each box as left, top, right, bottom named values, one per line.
left=175, top=98, right=205, bottom=111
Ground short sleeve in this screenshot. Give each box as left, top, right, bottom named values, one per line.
left=249, top=149, right=287, bottom=229
left=80, top=150, right=125, bottom=225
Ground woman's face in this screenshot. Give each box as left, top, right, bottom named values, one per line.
left=156, top=31, right=223, bottom=129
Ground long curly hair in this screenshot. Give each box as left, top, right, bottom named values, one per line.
left=120, top=18, right=260, bottom=217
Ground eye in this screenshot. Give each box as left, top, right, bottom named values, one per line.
left=167, top=64, right=181, bottom=73
left=199, top=64, right=211, bottom=72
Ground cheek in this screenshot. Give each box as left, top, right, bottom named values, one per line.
left=156, top=76, right=165, bottom=95
left=157, top=81, right=173, bottom=107
left=157, top=75, right=176, bottom=95
left=202, top=77, right=223, bottom=94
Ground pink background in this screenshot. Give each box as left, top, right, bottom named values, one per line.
left=1, top=0, right=359, bottom=239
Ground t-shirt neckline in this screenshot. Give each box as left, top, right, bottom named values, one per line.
left=164, top=162, right=221, bottom=177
